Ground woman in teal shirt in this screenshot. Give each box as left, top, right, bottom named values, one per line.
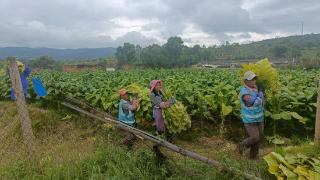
left=237, top=71, right=264, bottom=160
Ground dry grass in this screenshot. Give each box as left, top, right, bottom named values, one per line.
left=0, top=101, right=101, bottom=168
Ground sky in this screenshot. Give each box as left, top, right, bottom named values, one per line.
left=0, top=0, right=319, bottom=48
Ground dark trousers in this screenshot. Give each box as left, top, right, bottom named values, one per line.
left=241, top=122, right=264, bottom=159
left=123, top=132, right=136, bottom=148
left=122, top=123, right=136, bottom=149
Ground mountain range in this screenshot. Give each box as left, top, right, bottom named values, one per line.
left=0, top=47, right=116, bottom=60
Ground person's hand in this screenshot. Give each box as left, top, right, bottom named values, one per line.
left=130, top=99, right=138, bottom=111
left=256, top=83, right=265, bottom=93
left=131, top=93, right=137, bottom=99
left=169, top=98, right=176, bottom=105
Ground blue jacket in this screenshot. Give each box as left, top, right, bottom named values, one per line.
left=11, top=67, right=31, bottom=100
left=118, top=99, right=135, bottom=126
left=240, top=86, right=264, bottom=123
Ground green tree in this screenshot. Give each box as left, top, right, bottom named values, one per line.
left=28, top=56, right=59, bottom=70
left=133, top=45, right=142, bottom=65
left=163, top=37, right=184, bottom=65
left=141, top=44, right=168, bottom=67
left=269, top=45, right=288, bottom=58
left=115, top=43, right=136, bottom=66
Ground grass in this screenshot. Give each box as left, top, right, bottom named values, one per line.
left=1, top=100, right=317, bottom=180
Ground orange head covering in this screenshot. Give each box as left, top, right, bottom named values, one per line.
left=119, top=88, right=127, bottom=96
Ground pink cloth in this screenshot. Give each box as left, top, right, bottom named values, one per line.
left=149, top=80, right=163, bottom=92
left=153, top=108, right=165, bottom=132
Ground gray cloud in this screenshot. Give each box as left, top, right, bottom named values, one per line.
left=0, top=0, right=319, bottom=48
left=248, top=0, right=320, bottom=34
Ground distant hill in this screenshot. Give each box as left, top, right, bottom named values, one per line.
left=251, top=33, right=320, bottom=48
left=0, top=47, right=116, bottom=60
left=212, top=33, right=320, bottom=61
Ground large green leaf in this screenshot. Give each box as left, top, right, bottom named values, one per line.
left=264, top=153, right=280, bottom=173
left=271, top=112, right=291, bottom=121
left=221, top=103, right=232, bottom=117
left=290, top=112, right=308, bottom=124
left=278, top=164, right=297, bottom=178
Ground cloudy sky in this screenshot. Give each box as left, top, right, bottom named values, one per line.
left=0, top=0, right=319, bottom=48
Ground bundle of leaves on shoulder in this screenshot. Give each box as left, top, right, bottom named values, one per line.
left=125, top=83, right=153, bottom=122
left=239, top=58, right=280, bottom=96
left=264, top=151, right=320, bottom=179
left=163, top=100, right=191, bottom=134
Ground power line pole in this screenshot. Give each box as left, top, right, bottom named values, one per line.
left=301, top=21, right=304, bottom=36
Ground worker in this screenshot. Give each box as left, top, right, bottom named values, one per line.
left=237, top=71, right=264, bottom=160
left=150, top=79, right=176, bottom=136
left=150, top=80, right=175, bottom=159
left=118, top=88, right=138, bottom=149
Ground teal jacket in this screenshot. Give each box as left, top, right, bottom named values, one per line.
left=240, top=86, right=264, bottom=123
left=118, top=99, right=135, bottom=126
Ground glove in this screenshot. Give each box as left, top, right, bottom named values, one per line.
left=169, top=98, right=176, bottom=105
left=249, top=95, right=263, bottom=106
left=256, top=83, right=265, bottom=93
left=257, top=92, right=264, bottom=99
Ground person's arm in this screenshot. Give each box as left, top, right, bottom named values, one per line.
left=121, top=102, right=130, bottom=114
left=151, top=93, right=172, bottom=109
left=256, top=83, right=265, bottom=93
left=129, top=98, right=137, bottom=111
left=242, top=95, right=253, bottom=107
left=242, top=93, right=263, bottom=107
left=160, top=101, right=171, bottom=108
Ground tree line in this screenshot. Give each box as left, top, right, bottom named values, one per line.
left=115, top=34, right=320, bottom=68
left=2, top=34, right=319, bottom=69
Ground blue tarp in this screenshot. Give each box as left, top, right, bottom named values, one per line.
left=32, top=77, right=47, bottom=97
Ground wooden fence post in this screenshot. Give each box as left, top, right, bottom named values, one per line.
left=8, top=57, right=35, bottom=158
left=315, top=79, right=320, bottom=145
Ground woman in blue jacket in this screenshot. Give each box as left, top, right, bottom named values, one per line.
left=237, top=71, right=264, bottom=160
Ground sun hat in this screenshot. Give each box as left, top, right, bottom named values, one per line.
left=149, top=80, right=163, bottom=92
left=243, top=71, right=257, bottom=81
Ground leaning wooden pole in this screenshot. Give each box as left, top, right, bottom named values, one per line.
left=62, top=101, right=261, bottom=180
left=8, top=58, right=35, bottom=158
left=315, top=79, right=320, bottom=145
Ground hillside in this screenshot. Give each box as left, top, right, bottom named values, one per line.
left=114, top=33, right=320, bottom=68
left=235, top=33, right=320, bottom=60
left=0, top=47, right=116, bottom=60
